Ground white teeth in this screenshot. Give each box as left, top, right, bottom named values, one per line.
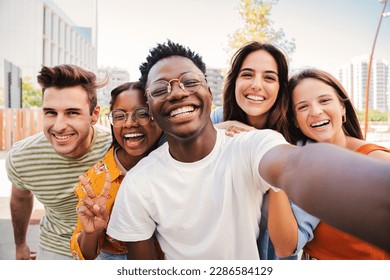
left=54, top=134, right=72, bottom=140
left=246, top=95, right=265, bottom=101
left=311, top=120, right=330, bottom=127
left=124, top=133, right=144, bottom=138
left=170, top=106, right=194, bottom=117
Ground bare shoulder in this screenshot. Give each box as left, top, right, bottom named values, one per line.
left=346, top=137, right=366, bottom=151
left=367, top=149, right=390, bottom=161
left=349, top=137, right=390, bottom=161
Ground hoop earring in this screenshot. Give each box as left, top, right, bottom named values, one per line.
left=342, top=114, right=346, bottom=123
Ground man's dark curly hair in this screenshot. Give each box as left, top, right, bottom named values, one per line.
left=139, top=40, right=206, bottom=87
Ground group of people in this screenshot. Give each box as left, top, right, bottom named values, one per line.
left=6, top=40, right=390, bottom=260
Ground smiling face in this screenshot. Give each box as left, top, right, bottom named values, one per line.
left=111, top=89, right=162, bottom=158
left=42, top=86, right=99, bottom=158
left=146, top=55, right=213, bottom=141
left=234, top=50, right=280, bottom=128
left=292, top=78, right=346, bottom=144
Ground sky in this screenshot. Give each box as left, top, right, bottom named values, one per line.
left=96, top=0, right=390, bottom=79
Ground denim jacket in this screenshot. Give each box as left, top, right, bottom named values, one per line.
left=258, top=192, right=320, bottom=259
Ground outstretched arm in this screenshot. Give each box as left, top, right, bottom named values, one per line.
left=259, top=143, right=390, bottom=253
left=10, top=185, right=34, bottom=260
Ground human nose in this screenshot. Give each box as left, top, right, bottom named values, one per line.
left=250, top=75, right=263, bottom=90
left=166, top=79, right=189, bottom=100
left=52, top=114, right=67, bottom=131
left=123, top=112, right=139, bottom=127
left=309, top=103, right=323, bottom=116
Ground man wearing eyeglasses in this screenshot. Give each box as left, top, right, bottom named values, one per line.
left=106, top=40, right=390, bottom=259
left=5, top=64, right=112, bottom=259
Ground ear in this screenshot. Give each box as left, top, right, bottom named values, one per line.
left=208, top=86, right=213, bottom=100
left=91, top=105, right=100, bottom=125
left=341, top=105, right=347, bottom=124
left=146, top=101, right=154, bottom=120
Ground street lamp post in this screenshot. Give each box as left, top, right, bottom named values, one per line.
left=363, top=0, right=388, bottom=139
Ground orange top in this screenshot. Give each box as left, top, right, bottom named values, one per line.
left=303, top=143, right=390, bottom=260
left=70, top=147, right=127, bottom=259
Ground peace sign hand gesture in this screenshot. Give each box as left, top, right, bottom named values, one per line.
left=76, top=170, right=112, bottom=235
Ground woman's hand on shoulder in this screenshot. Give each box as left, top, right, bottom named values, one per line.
left=215, top=120, right=256, bottom=137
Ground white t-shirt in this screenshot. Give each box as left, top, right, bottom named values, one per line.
left=107, top=128, right=287, bottom=259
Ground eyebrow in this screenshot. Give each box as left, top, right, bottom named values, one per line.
left=293, top=101, right=306, bottom=109
left=42, top=107, right=82, bottom=112
left=151, top=71, right=197, bottom=83
left=239, top=68, right=278, bottom=75
left=293, top=94, right=333, bottom=108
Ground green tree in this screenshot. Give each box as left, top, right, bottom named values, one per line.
left=228, top=0, right=295, bottom=59
left=22, top=76, right=42, bottom=108
left=356, top=109, right=388, bottom=122
left=100, top=105, right=110, bottom=118
left=368, top=110, right=388, bottom=122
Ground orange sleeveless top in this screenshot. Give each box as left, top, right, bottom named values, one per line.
left=303, top=143, right=390, bottom=260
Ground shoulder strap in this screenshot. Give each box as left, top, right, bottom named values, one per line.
left=355, top=143, right=390, bottom=155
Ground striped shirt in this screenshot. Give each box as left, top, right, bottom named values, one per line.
left=6, top=125, right=112, bottom=257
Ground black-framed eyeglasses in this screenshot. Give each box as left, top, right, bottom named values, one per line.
left=146, top=72, right=205, bottom=102
left=108, top=106, right=150, bottom=127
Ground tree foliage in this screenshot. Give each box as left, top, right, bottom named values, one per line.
left=100, top=105, right=110, bottom=118
left=357, top=109, right=388, bottom=122
left=22, top=76, right=42, bottom=108
left=228, top=0, right=295, bottom=60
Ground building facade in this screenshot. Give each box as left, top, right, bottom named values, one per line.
left=338, top=55, right=389, bottom=112
left=97, top=67, right=130, bottom=106
left=0, top=0, right=97, bottom=107
left=206, top=67, right=225, bottom=107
